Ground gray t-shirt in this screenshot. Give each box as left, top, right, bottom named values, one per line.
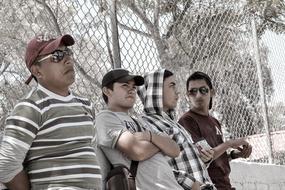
left=95, top=110, right=183, bottom=190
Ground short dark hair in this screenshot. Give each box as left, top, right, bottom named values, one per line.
left=102, top=83, right=114, bottom=104
left=163, top=69, right=174, bottom=81
left=186, top=71, right=213, bottom=109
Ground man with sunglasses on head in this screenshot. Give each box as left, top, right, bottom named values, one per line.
left=178, top=71, right=252, bottom=190
left=0, top=34, right=101, bottom=190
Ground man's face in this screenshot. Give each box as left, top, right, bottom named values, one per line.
left=106, top=79, right=137, bottom=112
left=163, top=75, right=179, bottom=111
left=187, top=79, right=213, bottom=110
left=33, top=45, right=75, bottom=91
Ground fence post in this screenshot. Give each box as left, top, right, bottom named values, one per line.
left=251, top=17, right=274, bottom=164
left=110, top=0, right=121, bottom=68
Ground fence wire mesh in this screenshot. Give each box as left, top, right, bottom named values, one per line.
left=1, top=0, right=285, bottom=167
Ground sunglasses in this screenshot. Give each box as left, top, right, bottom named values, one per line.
left=37, top=48, right=73, bottom=63
left=188, top=87, right=209, bottom=96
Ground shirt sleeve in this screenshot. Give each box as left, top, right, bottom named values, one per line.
left=173, top=169, right=196, bottom=189
left=95, top=111, right=127, bottom=149
left=0, top=100, right=40, bottom=183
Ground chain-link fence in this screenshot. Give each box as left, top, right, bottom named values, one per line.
left=1, top=0, right=285, bottom=166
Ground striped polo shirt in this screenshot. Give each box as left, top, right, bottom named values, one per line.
left=0, top=84, right=101, bottom=189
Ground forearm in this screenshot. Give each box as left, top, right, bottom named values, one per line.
left=132, top=131, right=180, bottom=158
left=212, top=141, right=230, bottom=160
left=4, top=170, right=30, bottom=190
left=117, top=131, right=160, bottom=161
left=128, top=140, right=160, bottom=161
left=151, top=133, right=180, bottom=157
left=212, top=138, right=249, bottom=160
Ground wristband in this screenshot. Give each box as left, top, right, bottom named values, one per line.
left=149, top=131, right=152, bottom=143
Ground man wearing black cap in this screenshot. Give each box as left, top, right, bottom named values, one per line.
left=178, top=71, right=252, bottom=190
left=0, top=34, right=101, bottom=189
left=96, top=68, right=183, bottom=190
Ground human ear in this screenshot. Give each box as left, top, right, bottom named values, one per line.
left=210, top=89, right=216, bottom=97
left=102, top=87, right=111, bottom=97
left=30, top=65, right=42, bottom=78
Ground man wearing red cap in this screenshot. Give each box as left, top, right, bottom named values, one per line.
left=0, top=34, right=101, bottom=189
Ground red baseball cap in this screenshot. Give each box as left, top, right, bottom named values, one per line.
left=24, top=34, right=75, bottom=84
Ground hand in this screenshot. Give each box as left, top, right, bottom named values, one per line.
left=199, top=149, right=214, bottom=163
left=233, top=144, right=252, bottom=158
left=191, top=181, right=201, bottom=190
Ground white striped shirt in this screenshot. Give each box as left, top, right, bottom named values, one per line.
left=0, top=84, right=101, bottom=189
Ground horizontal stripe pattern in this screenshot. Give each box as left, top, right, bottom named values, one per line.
left=28, top=147, right=96, bottom=161
left=39, top=115, right=93, bottom=132
left=29, top=167, right=101, bottom=180
left=30, top=174, right=102, bottom=182
left=3, top=136, right=30, bottom=150
left=33, top=136, right=94, bottom=142
left=2, top=85, right=101, bottom=189
left=37, top=121, right=93, bottom=135
left=29, top=164, right=100, bottom=173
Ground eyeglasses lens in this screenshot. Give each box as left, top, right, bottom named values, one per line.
left=51, top=48, right=73, bottom=62
left=188, top=87, right=209, bottom=96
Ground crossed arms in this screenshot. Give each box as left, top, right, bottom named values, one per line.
left=116, top=130, right=180, bottom=161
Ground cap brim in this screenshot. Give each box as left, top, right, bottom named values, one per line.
left=40, top=34, right=75, bottom=55
left=117, top=75, right=144, bottom=86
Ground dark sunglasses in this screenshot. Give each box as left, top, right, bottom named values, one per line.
left=38, top=48, right=73, bottom=63
left=188, top=87, right=209, bottom=96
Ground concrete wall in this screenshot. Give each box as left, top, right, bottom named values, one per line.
left=230, top=161, right=285, bottom=190
left=0, top=183, right=5, bottom=190
left=1, top=161, right=285, bottom=189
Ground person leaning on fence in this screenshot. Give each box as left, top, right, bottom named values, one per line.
left=137, top=69, right=218, bottom=190
left=178, top=71, right=252, bottom=190
left=95, top=68, right=184, bottom=190
left=0, top=34, right=102, bottom=190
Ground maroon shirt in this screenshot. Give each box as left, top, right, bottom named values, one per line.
left=178, top=110, right=234, bottom=190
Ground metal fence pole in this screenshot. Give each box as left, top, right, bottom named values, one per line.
left=110, top=0, right=121, bottom=68
left=251, top=17, right=274, bottom=164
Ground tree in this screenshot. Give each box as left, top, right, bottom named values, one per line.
left=246, top=0, right=285, bottom=35
left=116, top=0, right=277, bottom=136
left=0, top=0, right=112, bottom=132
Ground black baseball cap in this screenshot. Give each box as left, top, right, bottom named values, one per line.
left=101, top=69, right=144, bottom=88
